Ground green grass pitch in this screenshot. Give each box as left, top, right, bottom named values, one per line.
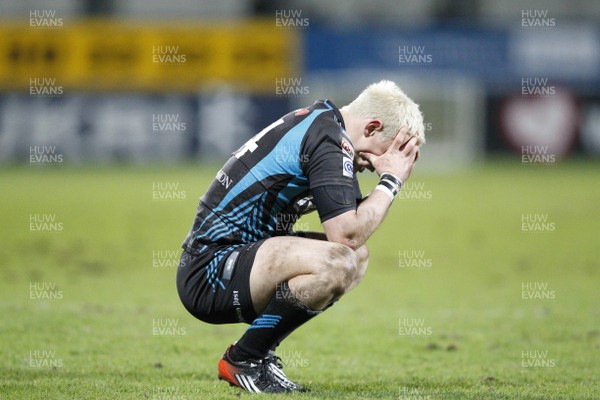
left=1, top=160, right=599, bottom=399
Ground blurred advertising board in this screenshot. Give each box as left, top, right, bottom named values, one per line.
left=0, top=20, right=299, bottom=93
left=486, top=92, right=600, bottom=157
left=0, top=91, right=290, bottom=164
left=304, top=25, right=600, bottom=92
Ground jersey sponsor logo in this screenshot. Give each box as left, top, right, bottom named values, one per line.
left=341, top=138, right=354, bottom=158
left=342, top=157, right=354, bottom=178
left=294, top=108, right=309, bottom=116
left=216, top=169, right=233, bottom=189
left=232, top=290, right=245, bottom=322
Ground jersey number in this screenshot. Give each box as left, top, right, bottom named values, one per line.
left=234, top=118, right=284, bottom=159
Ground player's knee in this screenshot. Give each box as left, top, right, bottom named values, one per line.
left=353, top=244, right=369, bottom=283
left=323, top=243, right=357, bottom=294
left=355, top=244, right=369, bottom=267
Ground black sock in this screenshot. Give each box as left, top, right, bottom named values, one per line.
left=229, top=281, right=321, bottom=362
left=268, top=332, right=291, bottom=353
left=267, top=300, right=337, bottom=353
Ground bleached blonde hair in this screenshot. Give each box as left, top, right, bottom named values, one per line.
left=344, top=80, right=426, bottom=144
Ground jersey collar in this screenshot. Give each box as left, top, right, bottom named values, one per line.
left=320, top=99, right=346, bottom=131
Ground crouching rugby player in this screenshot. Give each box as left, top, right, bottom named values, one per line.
left=177, top=80, right=425, bottom=393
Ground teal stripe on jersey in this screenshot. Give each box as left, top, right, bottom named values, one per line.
left=198, top=192, right=263, bottom=241
left=212, top=109, right=328, bottom=215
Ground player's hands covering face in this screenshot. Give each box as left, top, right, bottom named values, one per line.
left=359, top=128, right=420, bottom=182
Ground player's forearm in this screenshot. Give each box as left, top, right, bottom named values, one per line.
left=351, top=190, right=392, bottom=246
left=327, top=190, right=392, bottom=250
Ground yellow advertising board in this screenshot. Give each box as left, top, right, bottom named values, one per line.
left=0, top=20, right=299, bottom=93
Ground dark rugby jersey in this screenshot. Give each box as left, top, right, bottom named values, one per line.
left=182, top=100, right=361, bottom=256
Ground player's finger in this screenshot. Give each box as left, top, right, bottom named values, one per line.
left=407, top=147, right=420, bottom=162
left=406, top=142, right=420, bottom=158
left=400, top=137, right=418, bottom=155
left=389, top=128, right=409, bottom=153
left=359, top=151, right=378, bottom=165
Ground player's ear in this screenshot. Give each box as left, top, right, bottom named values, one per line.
left=364, top=119, right=383, bottom=137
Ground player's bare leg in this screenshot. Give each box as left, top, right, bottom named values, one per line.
left=347, top=244, right=369, bottom=292
left=218, top=236, right=366, bottom=392
left=249, top=236, right=360, bottom=312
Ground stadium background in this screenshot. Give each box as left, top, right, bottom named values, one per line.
left=1, top=1, right=599, bottom=399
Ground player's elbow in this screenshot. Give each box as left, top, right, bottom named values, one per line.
left=338, top=235, right=364, bottom=251
left=326, top=230, right=365, bottom=250
left=323, top=213, right=367, bottom=250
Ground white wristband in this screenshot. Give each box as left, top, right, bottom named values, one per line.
left=375, top=184, right=395, bottom=202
